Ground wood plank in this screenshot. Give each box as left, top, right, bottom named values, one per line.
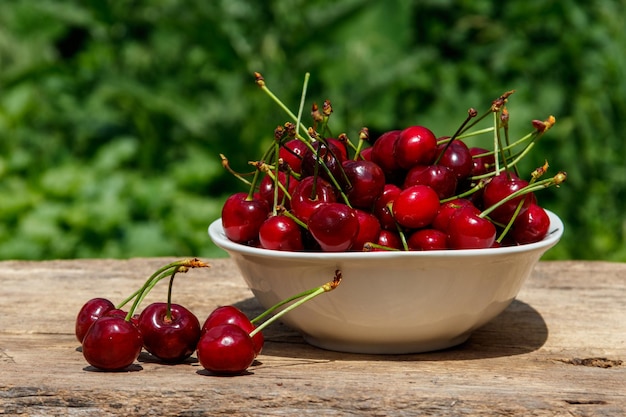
left=0, top=259, right=624, bottom=416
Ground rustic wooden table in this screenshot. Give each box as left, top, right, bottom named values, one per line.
left=0, top=258, right=624, bottom=416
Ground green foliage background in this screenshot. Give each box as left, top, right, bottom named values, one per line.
left=0, top=0, right=624, bottom=260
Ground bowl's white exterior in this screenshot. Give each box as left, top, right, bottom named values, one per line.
left=208, top=211, right=563, bottom=354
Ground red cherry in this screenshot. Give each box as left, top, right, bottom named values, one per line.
left=373, top=183, right=402, bottom=230
left=258, top=171, right=299, bottom=210
left=137, top=302, right=201, bottom=363
left=352, top=209, right=382, bottom=251
left=392, top=185, right=440, bottom=229
left=221, top=192, right=270, bottom=244
left=258, top=215, right=304, bottom=251
left=196, top=324, right=256, bottom=375
left=290, top=176, right=337, bottom=224
left=82, top=316, right=143, bottom=371
left=359, top=146, right=373, bottom=161
left=482, top=172, right=535, bottom=224
left=375, top=229, right=403, bottom=250
left=403, top=164, right=457, bottom=199
left=325, top=137, right=349, bottom=161
left=394, top=125, right=438, bottom=169
left=511, top=203, right=550, bottom=244
left=279, top=139, right=308, bottom=174
left=407, top=229, right=448, bottom=251
left=447, top=207, right=496, bottom=249
left=432, top=198, right=477, bottom=233
left=308, top=203, right=360, bottom=252
left=342, top=160, right=386, bottom=209
left=370, top=130, right=404, bottom=183
left=75, top=298, right=115, bottom=343
left=300, top=141, right=347, bottom=187
left=469, top=147, right=495, bottom=177
left=202, top=306, right=264, bottom=356
left=436, top=140, right=474, bottom=182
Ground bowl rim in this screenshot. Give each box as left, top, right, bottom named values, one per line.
left=208, top=209, right=563, bottom=260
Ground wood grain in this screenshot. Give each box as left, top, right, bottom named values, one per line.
left=0, top=259, right=624, bottom=416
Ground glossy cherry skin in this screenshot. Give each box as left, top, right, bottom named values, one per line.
left=469, top=147, right=495, bottom=177
left=394, top=125, right=438, bottom=170
left=437, top=140, right=473, bottom=182
left=392, top=185, right=441, bottom=229
left=511, top=203, right=550, bottom=244
left=221, top=192, right=269, bottom=244
left=308, top=203, right=360, bottom=252
left=407, top=229, right=448, bottom=251
left=432, top=198, right=477, bottom=233
left=403, top=164, right=457, bottom=199
left=75, top=298, right=115, bottom=343
left=447, top=207, right=496, bottom=249
left=352, top=209, right=382, bottom=251
left=482, top=172, right=535, bottom=224
left=196, top=324, right=256, bottom=375
left=374, top=229, right=403, bottom=251
left=279, top=139, right=308, bottom=174
left=342, top=160, right=386, bottom=209
left=258, top=215, right=304, bottom=251
left=290, top=176, right=337, bottom=224
left=300, top=141, right=347, bottom=188
left=258, top=171, right=299, bottom=210
left=137, top=302, right=201, bottom=363
left=373, top=183, right=402, bottom=230
left=370, top=130, right=405, bottom=183
left=82, top=316, right=143, bottom=371
left=202, top=305, right=264, bottom=356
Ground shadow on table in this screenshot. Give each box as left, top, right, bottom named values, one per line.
left=232, top=297, right=548, bottom=362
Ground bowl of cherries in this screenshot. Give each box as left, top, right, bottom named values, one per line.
left=209, top=74, right=566, bottom=354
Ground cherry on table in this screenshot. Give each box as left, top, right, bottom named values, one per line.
left=196, top=324, right=256, bottom=375
left=137, top=302, right=201, bottom=363
left=82, top=316, right=143, bottom=371
left=202, top=305, right=264, bottom=356
left=75, top=297, right=115, bottom=343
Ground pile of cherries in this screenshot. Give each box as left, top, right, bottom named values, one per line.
left=76, top=258, right=341, bottom=374
left=221, top=75, right=566, bottom=252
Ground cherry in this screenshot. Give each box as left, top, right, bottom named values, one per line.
left=407, top=228, right=448, bottom=251
left=290, top=176, right=337, bottom=224
left=447, top=207, right=496, bottom=249
left=352, top=209, right=382, bottom=251
left=482, top=172, right=535, bottom=224
left=374, top=229, right=403, bottom=250
left=436, top=140, right=474, bottom=182
left=342, top=159, right=386, bottom=209
left=308, top=203, right=360, bottom=252
left=300, top=141, right=347, bottom=187
left=258, top=171, right=299, bottom=210
left=75, top=297, right=115, bottom=343
left=202, top=305, right=264, bottom=356
left=279, top=139, right=308, bottom=174
left=394, top=125, right=438, bottom=170
left=511, top=203, right=550, bottom=244
left=372, top=183, right=402, bottom=230
left=359, top=146, right=373, bottom=161
left=325, top=137, right=349, bottom=162
left=392, top=185, right=440, bottom=229
left=469, top=147, right=495, bottom=177
left=196, top=324, right=256, bottom=375
left=82, top=316, right=143, bottom=371
left=370, top=130, right=404, bottom=183
left=403, top=164, right=457, bottom=199
left=258, top=215, right=304, bottom=251
left=221, top=192, right=269, bottom=244
left=137, top=302, right=201, bottom=363
left=432, top=198, right=477, bottom=233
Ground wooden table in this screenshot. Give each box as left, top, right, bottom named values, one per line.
left=0, top=258, right=624, bottom=416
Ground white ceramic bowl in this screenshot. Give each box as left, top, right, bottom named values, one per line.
left=208, top=210, right=563, bottom=354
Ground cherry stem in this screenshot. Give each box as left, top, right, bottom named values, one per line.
left=249, top=270, right=342, bottom=338
left=123, top=258, right=209, bottom=322
left=363, top=242, right=401, bottom=251
left=295, top=73, right=310, bottom=146
left=434, top=108, right=477, bottom=165
left=166, top=265, right=184, bottom=322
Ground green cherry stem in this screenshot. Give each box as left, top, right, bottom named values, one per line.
left=165, top=265, right=184, bottom=322
left=249, top=271, right=342, bottom=338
